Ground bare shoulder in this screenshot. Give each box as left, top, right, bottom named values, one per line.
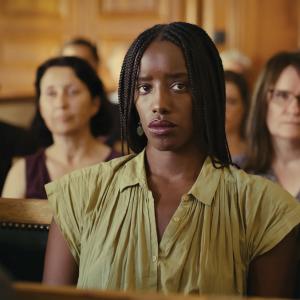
left=248, top=227, right=299, bottom=297
left=1, top=158, right=26, bottom=198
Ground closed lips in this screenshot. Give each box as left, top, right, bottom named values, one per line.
left=148, top=120, right=176, bottom=128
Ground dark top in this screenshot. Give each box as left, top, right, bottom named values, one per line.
left=231, top=154, right=247, bottom=169
left=25, top=149, right=50, bottom=199
left=25, top=148, right=120, bottom=199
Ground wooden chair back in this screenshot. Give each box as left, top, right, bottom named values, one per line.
left=0, top=197, right=52, bottom=282
left=14, top=282, right=206, bottom=300
left=0, top=197, right=52, bottom=226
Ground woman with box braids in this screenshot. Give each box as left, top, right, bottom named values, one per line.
left=119, top=22, right=231, bottom=167
left=44, top=22, right=300, bottom=298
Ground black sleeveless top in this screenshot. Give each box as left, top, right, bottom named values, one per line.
left=25, top=148, right=120, bottom=199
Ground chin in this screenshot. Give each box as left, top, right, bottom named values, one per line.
left=275, top=133, right=300, bottom=141
left=52, top=127, right=77, bottom=136
left=147, top=132, right=196, bottom=152
left=286, top=135, right=300, bottom=141
left=147, top=138, right=175, bottom=151
left=152, top=140, right=194, bottom=153
left=153, top=144, right=177, bottom=152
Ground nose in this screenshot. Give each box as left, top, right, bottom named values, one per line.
left=54, top=92, right=68, bottom=108
left=152, top=86, right=171, bottom=114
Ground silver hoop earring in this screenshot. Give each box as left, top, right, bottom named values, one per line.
left=137, top=122, right=144, bottom=136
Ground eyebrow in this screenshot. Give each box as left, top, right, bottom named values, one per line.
left=274, top=89, right=291, bottom=92
left=138, top=72, right=188, bottom=81
left=45, top=83, right=78, bottom=89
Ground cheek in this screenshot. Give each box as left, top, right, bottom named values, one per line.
left=74, top=97, right=95, bottom=113
left=38, top=102, right=54, bottom=131
left=226, top=106, right=234, bottom=118
left=138, top=112, right=148, bottom=130
left=182, top=103, right=194, bottom=129
left=135, top=101, right=147, bottom=122
left=39, top=101, right=51, bottom=120
left=266, top=105, right=279, bottom=132
left=227, top=104, right=244, bottom=120
left=178, top=95, right=193, bottom=112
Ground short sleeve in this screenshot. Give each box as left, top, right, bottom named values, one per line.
left=45, top=168, right=93, bottom=263
left=245, top=176, right=300, bottom=260
left=44, top=156, right=129, bottom=264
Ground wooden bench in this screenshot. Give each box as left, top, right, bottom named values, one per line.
left=14, top=282, right=217, bottom=300
left=0, top=197, right=52, bottom=282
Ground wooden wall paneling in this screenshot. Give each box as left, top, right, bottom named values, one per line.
left=185, top=0, right=202, bottom=25
left=0, top=37, right=62, bottom=91
left=201, top=0, right=215, bottom=39
left=0, top=0, right=73, bottom=94
left=201, top=0, right=228, bottom=51
left=0, top=0, right=61, bottom=16
left=225, top=0, right=299, bottom=84
left=0, top=101, right=35, bottom=128
left=0, top=0, right=197, bottom=96
left=95, top=0, right=163, bottom=91
left=298, top=0, right=300, bottom=47
left=91, top=0, right=192, bottom=92
left=0, top=0, right=196, bottom=126
left=256, top=0, right=299, bottom=56
left=0, top=0, right=75, bottom=126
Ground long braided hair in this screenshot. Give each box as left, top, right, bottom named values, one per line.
left=118, top=22, right=231, bottom=168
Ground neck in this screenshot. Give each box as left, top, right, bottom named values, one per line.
left=271, top=138, right=300, bottom=197
left=145, top=145, right=205, bottom=182
left=226, top=131, right=246, bottom=156
left=272, top=137, right=300, bottom=164
left=50, top=129, right=100, bottom=165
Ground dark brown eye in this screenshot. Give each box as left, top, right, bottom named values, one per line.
left=45, top=89, right=57, bottom=97
left=171, top=82, right=188, bottom=92
left=274, top=90, right=290, bottom=101
left=68, top=88, right=80, bottom=96
left=137, top=84, right=152, bottom=95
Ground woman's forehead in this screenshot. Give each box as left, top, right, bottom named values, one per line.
left=41, top=66, right=83, bottom=88
left=139, top=40, right=187, bottom=76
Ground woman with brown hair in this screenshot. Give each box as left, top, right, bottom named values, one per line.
left=224, top=70, right=250, bottom=166
left=246, top=51, right=300, bottom=201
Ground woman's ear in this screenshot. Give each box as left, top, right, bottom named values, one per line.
left=91, top=96, right=101, bottom=116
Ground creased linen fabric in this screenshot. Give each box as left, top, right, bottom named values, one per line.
left=46, top=150, right=300, bottom=295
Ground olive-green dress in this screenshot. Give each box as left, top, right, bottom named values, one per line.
left=46, top=150, right=300, bottom=295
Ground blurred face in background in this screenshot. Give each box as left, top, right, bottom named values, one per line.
left=62, top=45, right=98, bottom=71
left=267, top=65, right=300, bottom=142
left=225, top=80, right=245, bottom=137
left=39, top=66, right=99, bottom=137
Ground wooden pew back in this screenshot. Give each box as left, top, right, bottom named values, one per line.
left=0, top=197, right=52, bottom=282
left=14, top=282, right=212, bottom=300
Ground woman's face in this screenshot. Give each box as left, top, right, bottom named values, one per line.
left=135, top=40, right=195, bottom=152
left=39, top=66, right=99, bottom=137
left=266, top=65, right=300, bottom=142
left=225, top=81, right=245, bottom=136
